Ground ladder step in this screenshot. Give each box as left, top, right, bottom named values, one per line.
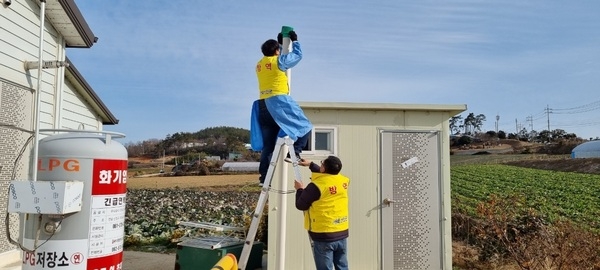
left=238, top=136, right=301, bottom=270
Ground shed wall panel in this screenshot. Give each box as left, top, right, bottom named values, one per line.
left=269, top=106, right=459, bottom=269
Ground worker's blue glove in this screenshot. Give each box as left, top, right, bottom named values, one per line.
left=277, top=33, right=283, bottom=45
left=289, top=31, right=298, bottom=42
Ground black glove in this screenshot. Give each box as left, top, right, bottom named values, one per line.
left=289, top=31, right=298, bottom=42
left=277, top=33, right=283, bottom=45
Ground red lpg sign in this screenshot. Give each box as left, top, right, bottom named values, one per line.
left=88, top=159, right=127, bottom=270
left=92, top=159, right=127, bottom=195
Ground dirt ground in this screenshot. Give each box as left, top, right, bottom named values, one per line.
left=505, top=158, right=600, bottom=174
left=127, top=174, right=260, bottom=190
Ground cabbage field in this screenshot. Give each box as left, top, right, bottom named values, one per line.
left=451, top=164, right=600, bottom=232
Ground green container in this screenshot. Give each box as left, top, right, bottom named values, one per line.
left=174, top=239, right=264, bottom=270
left=281, top=25, right=294, bottom=37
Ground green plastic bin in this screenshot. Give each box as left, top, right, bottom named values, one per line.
left=174, top=237, right=264, bottom=270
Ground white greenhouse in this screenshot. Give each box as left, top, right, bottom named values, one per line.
left=221, top=162, right=259, bottom=172
left=571, top=140, right=600, bottom=159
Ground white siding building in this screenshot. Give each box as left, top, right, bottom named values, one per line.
left=265, top=102, right=466, bottom=269
left=0, top=0, right=117, bottom=267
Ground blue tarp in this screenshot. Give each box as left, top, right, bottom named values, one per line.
left=250, top=95, right=312, bottom=151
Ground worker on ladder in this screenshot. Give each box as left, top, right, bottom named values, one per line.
left=250, top=29, right=312, bottom=186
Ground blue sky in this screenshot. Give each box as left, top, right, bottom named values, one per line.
left=66, top=1, right=600, bottom=143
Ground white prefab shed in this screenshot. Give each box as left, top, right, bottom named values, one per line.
left=266, top=102, right=466, bottom=270
left=0, top=0, right=117, bottom=267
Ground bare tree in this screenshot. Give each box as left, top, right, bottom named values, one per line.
left=450, top=115, right=463, bottom=134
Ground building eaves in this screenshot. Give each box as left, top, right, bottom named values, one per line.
left=44, top=0, right=97, bottom=48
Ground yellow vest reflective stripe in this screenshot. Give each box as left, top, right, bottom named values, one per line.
left=304, top=173, right=350, bottom=233
left=256, top=56, right=289, bottom=99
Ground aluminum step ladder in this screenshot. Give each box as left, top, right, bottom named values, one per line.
left=238, top=136, right=303, bottom=270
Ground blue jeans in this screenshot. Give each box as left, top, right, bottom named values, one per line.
left=258, top=100, right=279, bottom=182
left=312, top=238, right=349, bottom=270
left=258, top=100, right=310, bottom=182
left=291, top=130, right=310, bottom=155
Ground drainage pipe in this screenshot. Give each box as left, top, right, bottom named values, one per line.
left=31, top=0, right=47, bottom=182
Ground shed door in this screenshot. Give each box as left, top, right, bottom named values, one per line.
left=380, top=131, right=443, bottom=270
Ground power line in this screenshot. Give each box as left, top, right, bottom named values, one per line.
left=552, top=100, right=600, bottom=114
left=465, top=99, right=600, bottom=135
left=553, top=106, right=600, bottom=114
left=552, top=119, right=600, bottom=128
left=530, top=110, right=546, bottom=118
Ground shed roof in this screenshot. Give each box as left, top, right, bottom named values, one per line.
left=299, top=102, right=466, bottom=116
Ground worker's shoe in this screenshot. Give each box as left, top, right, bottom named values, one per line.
left=284, top=153, right=302, bottom=163
left=258, top=176, right=264, bottom=187
left=258, top=176, right=272, bottom=187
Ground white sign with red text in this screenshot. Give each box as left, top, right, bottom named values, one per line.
left=22, top=239, right=87, bottom=269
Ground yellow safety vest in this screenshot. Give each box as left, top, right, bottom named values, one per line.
left=304, top=173, right=350, bottom=233
left=256, top=56, right=289, bottom=99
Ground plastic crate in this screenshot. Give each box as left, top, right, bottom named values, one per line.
left=174, top=237, right=263, bottom=270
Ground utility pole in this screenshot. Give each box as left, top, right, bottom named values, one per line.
left=526, top=115, right=533, bottom=131
left=515, top=118, right=518, bottom=134
left=544, top=105, right=552, bottom=131
left=495, top=114, right=499, bottom=133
